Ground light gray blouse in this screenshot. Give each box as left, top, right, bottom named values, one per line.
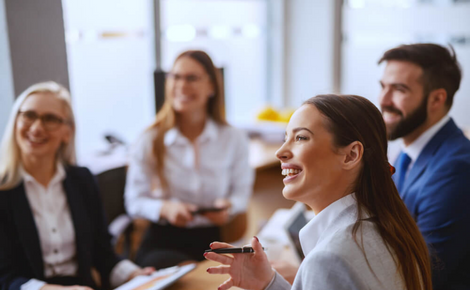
left=125, top=118, right=254, bottom=227
left=266, top=194, right=405, bottom=290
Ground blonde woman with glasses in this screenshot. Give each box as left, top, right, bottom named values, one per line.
left=0, top=82, right=154, bottom=290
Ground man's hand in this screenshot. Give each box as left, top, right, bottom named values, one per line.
left=160, top=200, right=197, bottom=227
left=202, top=199, right=231, bottom=226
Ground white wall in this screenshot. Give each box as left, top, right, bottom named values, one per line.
left=0, top=0, right=14, bottom=139
left=62, top=0, right=156, bottom=161
left=284, top=0, right=336, bottom=108
left=160, top=0, right=268, bottom=125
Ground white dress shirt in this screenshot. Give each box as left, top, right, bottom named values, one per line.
left=266, top=194, right=405, bottom=290
left=401, top=115, right=450, bottom=171
left=20, top=164, right=138, bottom=290
left=125, top=118, right=254, bottom=227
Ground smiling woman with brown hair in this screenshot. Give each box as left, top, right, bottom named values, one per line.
left=124, top=50, right=254, bottom=269
left=205, top=94, right=432, bottom=290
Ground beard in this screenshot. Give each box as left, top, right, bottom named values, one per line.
left=382, top=95, right=428, bottom=140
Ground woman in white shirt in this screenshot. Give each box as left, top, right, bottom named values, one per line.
left=0, top=82, right=153, bottom=290
left=124, top=50, right=254, bottom=269
left=205, top=95, right=432, bottom=290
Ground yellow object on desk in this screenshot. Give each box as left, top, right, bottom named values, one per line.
left=256, top=106, right=295, bottom=123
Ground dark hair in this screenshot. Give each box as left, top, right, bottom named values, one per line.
left=305, top=94, right=432, bottom=290
left=150, top=50, right=226, bottom=191
left=378, top=43, right=461, bottom=108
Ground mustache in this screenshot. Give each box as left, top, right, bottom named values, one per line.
left=381, top=105, right=403, bottom=116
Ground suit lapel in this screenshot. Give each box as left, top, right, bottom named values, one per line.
left=11, top=183, right=45, bottom=279
left=402, top=119, right=458, bottom=195
left=63, top=173, right=89, bottom=281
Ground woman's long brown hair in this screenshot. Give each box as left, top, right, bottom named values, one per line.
left=148, top=50, right=226, bottom=191
left=305, top=95, right=432, bottom=290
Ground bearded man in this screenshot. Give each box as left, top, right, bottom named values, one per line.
left=379, top=43, right=470, bottom=290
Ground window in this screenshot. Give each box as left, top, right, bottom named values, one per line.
left=160, top=0, right=268, bottom=125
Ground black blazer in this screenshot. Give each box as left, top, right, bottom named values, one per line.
left=0, top=166, right=121, bottom=290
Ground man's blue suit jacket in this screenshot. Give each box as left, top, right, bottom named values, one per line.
left=393, top=118, right=470, bottom=290
left=0, top=166, right=122, bottom=290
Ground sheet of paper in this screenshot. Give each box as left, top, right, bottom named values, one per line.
left=114, top=263, right=196, bottom=290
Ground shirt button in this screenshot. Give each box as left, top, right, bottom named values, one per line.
left=54, top=249, right=58, bottom=254
left=52, top=228, right=57, bottom=233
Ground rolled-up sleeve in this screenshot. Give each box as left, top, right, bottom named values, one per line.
left=124, top=132, right=163, bottom=223
left=109, top=259, right=140, bottom=288
left=228, top=130, right=254, bottom=215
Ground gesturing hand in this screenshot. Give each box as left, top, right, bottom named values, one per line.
left=205, top=237, right=275, bottom=290
left=160, top=200, right=197, bottom=227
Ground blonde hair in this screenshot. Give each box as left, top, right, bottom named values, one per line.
left=150, top=50, right=226, bottom=190
left=0, top=81, right=76, bottom=190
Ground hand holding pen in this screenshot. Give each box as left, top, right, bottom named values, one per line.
left=204, top=237, right=275, bottom=290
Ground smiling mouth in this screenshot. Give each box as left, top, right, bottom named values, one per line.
left=26, top=136, right=48, bottom=145
left=175, top=95, right=194, bottom=102
left=281, top=168, right=301, bottom=176
left=281, top=168, right=303, bottom=183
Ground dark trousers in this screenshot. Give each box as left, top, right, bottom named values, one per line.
left=135, top=223, right=220, bottom=269
left=45, top=276, right=84, bottom=286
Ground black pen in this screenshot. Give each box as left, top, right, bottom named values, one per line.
left=205, top=246, right=266, bottom=254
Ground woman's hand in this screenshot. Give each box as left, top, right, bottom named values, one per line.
left=128, top=266, right=156, bottom=281
left=205, top=237, right=275, bottom=290
left=202, top=199, right=231, bottom=226
left=160, top=200, right=197, bottom=227
left=40, top=285, right=93, bottom=290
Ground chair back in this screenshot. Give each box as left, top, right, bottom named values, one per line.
left=96, top=166, right=127, bottom=224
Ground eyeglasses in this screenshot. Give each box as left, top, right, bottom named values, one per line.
left=166, top=73, right=208, bottom=84
left=17, top=110, right=67, bottom=131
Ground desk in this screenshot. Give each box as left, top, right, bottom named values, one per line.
left=166, top=260, right=242, bottom=290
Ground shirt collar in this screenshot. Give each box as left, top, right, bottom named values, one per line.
left=299, top=194, right=357, bottom=256
left=21, top=162, right=66, bottom=188
left=198, top=118, right=218, bottom=143
left=163, top=127, right=179, bottom=146
left=402, top=115, right=450, bottom=162
left=164, top=118, right=218, bottom=146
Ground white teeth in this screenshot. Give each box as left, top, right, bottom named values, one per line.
left=281, top=169, right=302, bottom=176
left=28, top=137, right=46, bottom=143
